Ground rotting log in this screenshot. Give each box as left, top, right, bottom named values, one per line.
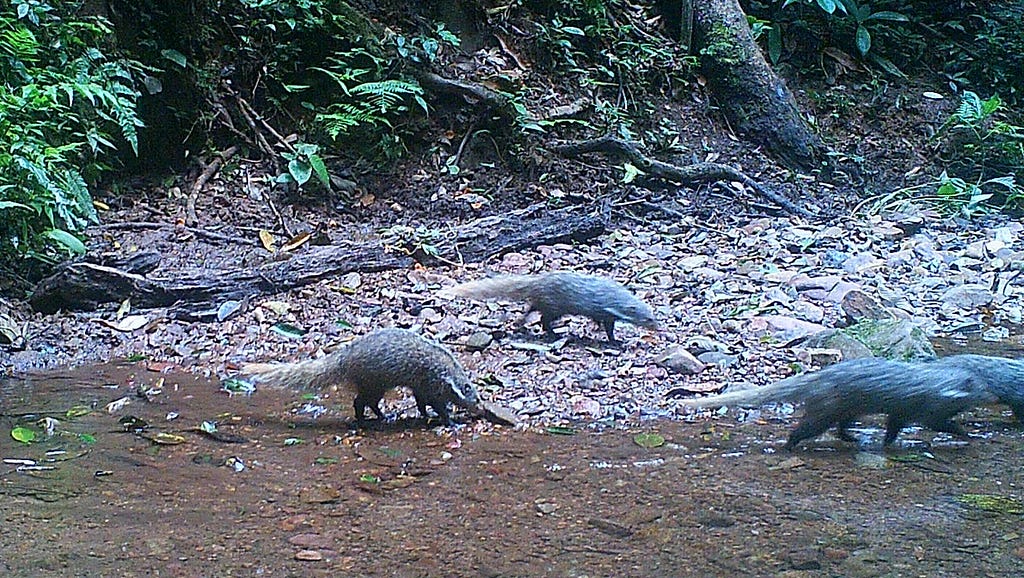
left=29, top=208, right=607, bottom=319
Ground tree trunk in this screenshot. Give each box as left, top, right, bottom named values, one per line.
left=693, top=0, right=824, bottom=171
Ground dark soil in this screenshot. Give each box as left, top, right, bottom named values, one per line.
left=2, top=364, right=1024, bottom=577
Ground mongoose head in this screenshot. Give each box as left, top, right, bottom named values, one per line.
left=608, top=302, right=659, bottom=330
left=450, top=377, right=483, bottom=414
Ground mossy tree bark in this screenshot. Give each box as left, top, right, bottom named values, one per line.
left=693, top=0, right=824, bottom=172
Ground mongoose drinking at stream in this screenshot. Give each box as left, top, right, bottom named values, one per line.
left=683, top=355, right=1024, bottom=450
left=245, top=328, right=482, bottom=425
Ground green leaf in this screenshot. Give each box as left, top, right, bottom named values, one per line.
left=0, top=200, right=31, bottom=211
left=221, top=378, right=256, bottom=395
left=621, top=162, right=642, bottom=184
left=768, top=26, right=782, bottom=64
left=288, top=160, right=312, bottom=186
left=44, top=229, right=87, bottom=255
left=200, top=421, right=218, bottom=434
left=865, top=11, right=908, bottom=22
left=562, top=26, right=585, bottom=36
left=633, top=433, right=666, bottom=448
left=816, top=0, right=839, bottom=14
left=956, top=493, right=1024, bottom=514
left=11, top=427, right=36, bottom=443
left=545, top=426, right=578, bottom=436
left=161, top=49, right=188, bottom=69
left=270, top=322, right=307, bottom=338
left=283, top=437, right=304, bottom=446
left=66, top=405, right=93, bottom=419
left=855, top=25, right=871, bottom=56
left=78, top=433, right=97, bottom=444
left=359, top=474, right=380, bottom=484
left=308, top=154, right=330, bottom=188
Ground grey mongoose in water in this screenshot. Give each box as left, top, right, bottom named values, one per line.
left=245, top=328, right=482, bottom=425
left=683, top=355, right=1024, bottom=450
left=439, top=272, right=658, bottom=341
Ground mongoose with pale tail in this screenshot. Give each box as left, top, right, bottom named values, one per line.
left=245, top=328, right=482, bottom=425
left=439, top=272, right=658, bottom=342
left=682, top=355, right=1024, bottom=450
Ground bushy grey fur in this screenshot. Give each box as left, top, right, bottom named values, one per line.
left=248, top=328, right=481, bottom=425
left=441, top=272, right=658, bottom=341
left=684, top=355, right=1024, bottom=449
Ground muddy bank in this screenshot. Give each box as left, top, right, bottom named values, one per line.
left=2, top=364, right=1023, bottom=577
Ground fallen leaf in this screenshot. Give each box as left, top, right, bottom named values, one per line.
left=633, top=433, right=665, bottom=448
left=259, top=229, right=276, bottom=252
left=281, top=231, right=311, bottom=253
left=11, top=427, right=35, bottom=444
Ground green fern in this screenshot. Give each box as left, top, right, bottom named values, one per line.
left=0, top=0, right=143, bottom=265
left=349, top=79, right=424, bottom=113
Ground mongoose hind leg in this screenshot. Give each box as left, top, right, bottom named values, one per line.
left=835, top=419, right=859, bottom=443
left=601, top=318, right=618, bottom=343
left=415, top=393, right=453, bottom=426
left=784, top=416, right=835, bottom=450
left=924, top=418, right=968, bottom=439
left=354, top=393, right=386, bottom=423
left=883, top=416, right=908, bottom=445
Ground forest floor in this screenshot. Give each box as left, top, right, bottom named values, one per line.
left=3, top=31, right=1024, bottom=576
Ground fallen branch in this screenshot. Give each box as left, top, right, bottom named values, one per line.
left=31, top=207, right=607, bottom=319
left=550, top=136, right=813, bottom=218
left=417, top=72, right=520, bottom=121
left=97, top=221, right=257, bottom=246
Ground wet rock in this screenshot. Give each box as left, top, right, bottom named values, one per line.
left=789, top=274, right=842, bottom=291
left=570, top=396, right=602, bottom=419
left=840, top=550, right=890, bottom=578
left=535, top=501, right=557, bottom=515
left=821, top=249, right=851, bottom=268
left=655, top=346, right=705, bottom=375
left=785, top=547, right=822, bottom=571
left=479, top=400, right=519, bottom=426
left=294, top=549, right=323, bottom=562
left=940, top=284, right=994, bottom=310
left=697, top=351, right=739, bottom=368
left=300, top=485, right=341, bottom=504
left=801, top=331, right=873, bottom=361
left=685, top=336, right=730, bottom=355
left=845, top=319, right=935, bottom=361
left=796, top=348, right=843, bottom=367
left=464, top=331, right=493, bottom=351
left=792, top=299, right=825, bottom=323
left=750, top=315, right=826, bottom=343
left=842, top=252, right=884, bottom=274
left=840, top=290, right=893, bottom=324
left=824, top=281, right=863, bottom=303
left=288, top=534, right=334, bottom=549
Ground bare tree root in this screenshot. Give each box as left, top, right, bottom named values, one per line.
left=416, top=72, right=520, bottom=121
left=550, top=136, right=813, bottom=218
left=186, top=145, right=239, bottom=226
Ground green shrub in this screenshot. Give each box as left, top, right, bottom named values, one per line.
left=0, top=0, right=143, bottom=266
